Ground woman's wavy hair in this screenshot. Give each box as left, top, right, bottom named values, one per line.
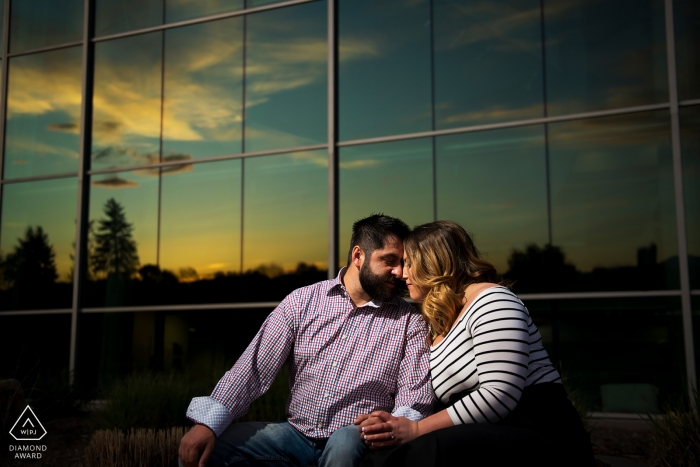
left=404, top=220, right=499, bottom=338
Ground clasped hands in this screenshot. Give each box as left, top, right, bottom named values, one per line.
left=353, top=411, right=420, bottom=449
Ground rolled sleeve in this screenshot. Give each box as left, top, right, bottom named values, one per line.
left=186, top=396, right=235, bottom=437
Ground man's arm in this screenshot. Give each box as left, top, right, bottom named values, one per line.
left=179, top=298, right=296, bottom=467
left=391, top=310, right=435, bottom=421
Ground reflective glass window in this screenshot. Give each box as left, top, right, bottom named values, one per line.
left=339, top=139, right=433, bottom=265
left=0, top=315, right=71, bottom=396
left=0, top=178, right=77, bottom=310
left=675, top=0, right=700, bottom=101
left=96, top=0, right=163, bottom=37
left=544, top=0, right=667, bottom=115
left=434, top=0, right=544, bottom=129
left=549, top=111, right=678, bottom=292
left=243, top=150, right=328, bottom=297
left=92, top=33, right=162, bottom=171
left=85, top=171, right=159, bottom=307
left=166, top=0, right=244, bottom=23
left=527, top=297, right=684, bottom=413
left=436, top=126, right=548, bottom=277
left=10, top=0, right=83, bottom=53
left=5, top=47, right=82, bottom=179
left=681, top=106, right=700, bottom=289
left=245, top=1, right=327, bottom=152
left=339, top=0, right=431, bottom=141
left=163, top=18, right=244, bottom=161
left=248, top=0, right=289, bottom=8
left=158, top=159, right=242, bottom=304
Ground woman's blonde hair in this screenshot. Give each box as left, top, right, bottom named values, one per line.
left=404, top=220, right=498, bottom=338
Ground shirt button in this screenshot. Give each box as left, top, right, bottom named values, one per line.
left=324, top=393, right=329, bottom=398
left=317, top=423, right=322, bottom=428
left=342, top=335, right=347, bottom=340
left=332, top=362, right=337, bottom=367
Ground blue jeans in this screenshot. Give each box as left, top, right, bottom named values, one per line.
left=194, top=422, right=367, bottom=467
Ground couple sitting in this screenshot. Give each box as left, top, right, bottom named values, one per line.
left=179, top=215, right=594, bottom=467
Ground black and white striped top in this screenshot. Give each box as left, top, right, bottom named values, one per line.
left=430, top=286, right=561, bottom=425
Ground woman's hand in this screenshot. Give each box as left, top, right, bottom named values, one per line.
left=358, top=411, right=421, bottom=449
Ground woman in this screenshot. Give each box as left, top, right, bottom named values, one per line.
left=357, top=221, right=594, bottom=466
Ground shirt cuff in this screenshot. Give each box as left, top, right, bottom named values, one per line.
left=186, top=396, right=235, bottom=437
left=392, top=406, right=423, bottom=422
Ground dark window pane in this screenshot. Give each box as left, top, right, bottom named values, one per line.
left=10, top=0, right=83, bottom=53
left=245, top=2, right=327, bottom=152
left=681, top=106, right=700, bottom=289
left=339, top=0, right=431, bottom=141
left=436, top=126, right=548, bottom=276
left=248, top=0, right=289, bottom=8
left=96, top=0, right=163, bottom=37
left=544, top=0, right=667, bottom=115
left=85, top=171, right=159, bottom=307
left=158, top=159, right=242, bottom=304
left=0, top=179, right=77, bottom=310
left=339, top=139, right=433, bottom=265
left=528, top=297, right=684, bottom=413
left=549, top=111, right=678, bottom=292
left=0, top=314, right=71, bottom=416
left=78, top=308, right=275, bottom=387
left=434, top=0, right=544, bottom=129
left=675, top=0, right=700, bottom=101
left=163, top=19, right=243, bottom=161
left=244, top=151, right=328, bottom=296
left=92, top=33, right=162, bottom=171
left=5, top=47, right=82, bottom=179
left=166, top=0, right=244, bottom=23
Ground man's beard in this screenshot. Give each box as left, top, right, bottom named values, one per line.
left=359, top=262, right=398, bottom=302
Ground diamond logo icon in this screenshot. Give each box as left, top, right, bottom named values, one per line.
left=9, top=406, right=47, bottom=441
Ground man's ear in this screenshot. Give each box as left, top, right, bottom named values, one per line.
left=351, top=245, right=364, bottom=269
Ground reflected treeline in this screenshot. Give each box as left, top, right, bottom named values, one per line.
left=0, top=226, right=72, bottom=309
left=503, top=243, right=682, bottom=293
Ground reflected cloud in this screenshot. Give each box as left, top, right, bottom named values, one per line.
left=439, top=103, right=544, bottom=126
left=12, top=160, right=27, bottom=165
left=92, top=176, right=140, bottom=188
left=7, top=137, right=79, bottom=160
left=48, top=122, right=79, bottom=133
left=339, top=159, right=381, bottom=169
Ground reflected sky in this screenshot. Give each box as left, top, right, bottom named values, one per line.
left=244, top=150, right=327, bottom=272
left=10, top=0, right=83, bottom=53
left=166, top=0, right=244, bottom=23
left=163, top=18, right=244, bottom=160
left=96, top=0, right=162, bottom=37
left=160, top=159, right=242, bottom=279
left=92, top=33, right=163, bottom=171
left=245, top=1, right=327, bottom=152
left=1, top=178, right=78, bottom=282
left=339, top=0, right=431, bottom=141
left=436, top=126, right=548, bottom=273
left=89, top=171, right=160, bottom=274
left=680, top=106, right=700, bottom=282
left=5, top=47, right=82, bottom=178
left=544, top=0, right=668, bottom=115
left=549, top=110, right=677, bottom=272
left=674, top=0, right=700, bottom=101
left=339, top=139, right=433, bottom=266
left=434, top=0, right=544, bottom=128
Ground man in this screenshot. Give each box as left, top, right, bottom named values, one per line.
left=179, top=214, right=434, bottom=467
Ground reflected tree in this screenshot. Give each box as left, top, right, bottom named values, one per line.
left=2, top=226, right=58, bottom=309
left=503, top=244, right=578, bottom=293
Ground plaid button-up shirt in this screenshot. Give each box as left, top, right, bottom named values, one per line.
left=186, top=268, right=435, bottom=439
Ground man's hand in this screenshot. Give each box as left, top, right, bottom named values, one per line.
left=179, top=424, right=216, bottom=467
left=358, top=411, right=420, bottom=449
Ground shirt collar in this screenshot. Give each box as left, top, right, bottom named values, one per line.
left=330, top=267, right=390, bottom=308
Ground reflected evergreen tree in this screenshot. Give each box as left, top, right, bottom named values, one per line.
left=3, top=226, right=58, bottom=309
left=91, top=198, right=139, bottom=380
left=503, top=244, right=578, bottom=293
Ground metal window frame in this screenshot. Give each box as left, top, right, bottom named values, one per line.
left=0, top=0, right=696, bottom=402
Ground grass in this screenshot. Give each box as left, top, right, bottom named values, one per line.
left=647, top=391, right=700, bottom=467
left=84, top=427, right=188, bottom=467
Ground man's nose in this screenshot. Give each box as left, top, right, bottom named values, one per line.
left=392, top=263, right=403, bottom=278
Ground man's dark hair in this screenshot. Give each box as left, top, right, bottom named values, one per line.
left=347, top=214, right=410, bottom=266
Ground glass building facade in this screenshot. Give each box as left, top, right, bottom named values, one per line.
left=0, top=0, right=698, bottom=413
